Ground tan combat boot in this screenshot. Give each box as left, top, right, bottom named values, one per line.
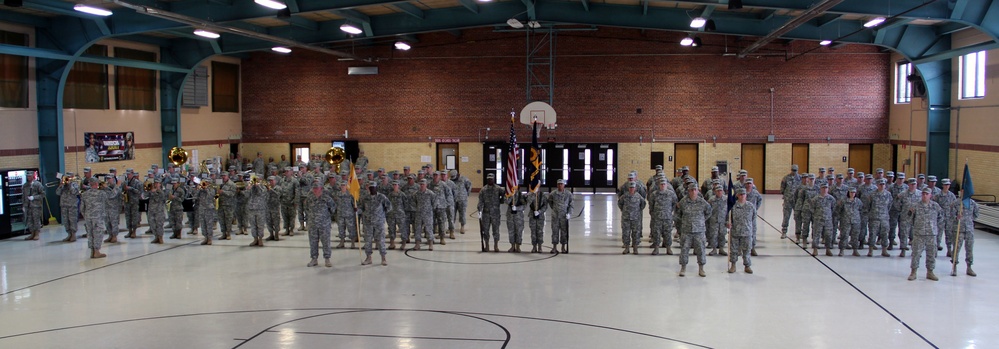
left=708, top=248, right=717, bottom=256
left=881, top=246, right=890, bottom=257
left=926, top=270, right=939, bottom=281
left=751, top=248, right=758, bottom=256
left=679, top=265, right=686, bottom=277
left=362, top=255, right=372, bottom=265
left=698, top=265, right=706, bottom=277
left=744, top=266, right=753, bottom=274
left=492, top=241, right=499, bottom=252
left=728, top=264, right=736, bottom=273
left=967, top=266, right=977, bottom=277
left=325, top=258, right=332, bottom=267
left=907, top=268, right=917, bottom=281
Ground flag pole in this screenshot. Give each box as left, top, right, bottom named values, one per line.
left=951, top=189, right=963, bottom=276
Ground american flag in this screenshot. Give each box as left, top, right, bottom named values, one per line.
left=505, top=115, right=519, bottom=197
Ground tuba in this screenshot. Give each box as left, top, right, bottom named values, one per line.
left=325, top=147, right=346, bottom=173
left=169, top=147, right=189, bottom=167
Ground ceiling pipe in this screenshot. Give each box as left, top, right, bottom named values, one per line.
left=111, top=0, right=370, bottom=62
left=737, top=0, right=845, bottom=58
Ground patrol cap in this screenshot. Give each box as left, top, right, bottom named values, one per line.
left=941, top=178, right=951, bottom=185
left=126, top=168, right=134, bottom=173
left=826, top=175, right=834, bottom=180
left=87, top=177, right=99, bottom=185
left=147, top=170, right=154, bottom=174
left=403, top=166, right=411, bottom=170
left=897, top=172, right=906, bottom=179
left=828, top=167, right=835, bottom=172
left=686, top=183, right=698, bottom=191
left=378, top=167, right=385, bottom=172
left=368, top=182, right=377, bottom=188
left=84, top=167, right=92, bottom=172
left=681, top=166, right=689, bottom=171
left=876, top=179, right=886, bottom=185
left=928, top=175, right=938, bottom=182
left=151, top=164, right=159, bottom=168
left=848, top=187, right=857, bottom=193
left=267, top=176, right=277, bottom=181
left=807, top=174, right=816, bottom=179
left=712, top=179, right=722, bottom=183
left=886, top=171, right=895, bottom=177
left=711, top=166, right=719, bottom=172
left=819, top=183, right=829, bottom=188
left=836, top=174, right=844, bottom=179
left=906, top=178, right=917, bottom=184
left=818, top=167, right=826, bottom=172
left=921, top=187, right=932, bottom=194
left=655, top=165, right=663, bottom=170
left=407, top=174, right=416, bottom=180
left=714, top=185, right=724, bottom=191
left=847, top=168, right=855, bottom=173
left=628, top=182, right=637, bottom=188
left=228, top=166, right=235, bottom=171
left=791, top=164, right=799, bottom=171
left=153, top=178, right=162, bottom=183
left=864, top=174, right=873, bottom=179
left=201, top=173, right=209, bottom=179
left=392, top=180, right=400, bottom=186
left=917, top=174, right=925, bottom=179
left=486, top=173, right=495, bottom=179
left=739, top=170, right=748, bottom=175
left=65, top=172, right=75, bottom=177
left=221, top=172, right=229, bottom=177
left=876, top=168, right=884, bottom=173
left=312, top=181, right=322, bottom=189
left=627, top=172, right=636, bottom=179
left=745, top=178, right=754, bottom=184
left=171, top=178, right=179, bottom=184
left=857, top=172, right=865, bottom=177
left=557, top=179, right=566, bottom=185
left=686, top=177, right=697, bottom=184
left=450, top=170, right=458, bottom=177
left=735, top=188, right=746, bottom=195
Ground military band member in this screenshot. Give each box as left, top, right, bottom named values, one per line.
left=124, top=169, right=143, bottom=237
left=246, top=177, right=268, bottom=246
left=196, top=178, right=218, bottom=245
left=265, top=177, right=283, bottom=241
left=167, top=178, right=186, bottom=239
left=146, top=180, right=167, bottom=244
left=82, top=179, right=110, bottom=258
left=57, top=172, right=80, bottom=242
left=280, top=169, right=298, bottom=236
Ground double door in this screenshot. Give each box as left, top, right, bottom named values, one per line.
left=483, top=143, right=617, bottom=191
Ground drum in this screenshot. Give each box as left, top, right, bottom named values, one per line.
left=182, top=198, right=195, bottom=212
left=138, top=199, right=149, bottom=212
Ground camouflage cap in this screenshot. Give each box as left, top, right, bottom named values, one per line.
left=864, top=174, right=873, bottom=179
left=921, top=187, right=932, bottom=194
left=745, top=178, right=754, bottom=184
left=941, top=178, right=951, bottom=185
left=917, top=174, right=925, bottom=179
left=368, top=181, right=377, bottom=188
left=711, top=166, right=719, bottom=172
left=886, top=171, right=895, bottom=177
left=848, top=187, right=857, bottom=193
left=84, top=167, right=92, bottom=172
left=627, top=172, right=636, bottom=179
left=392, top=180, right=400, bottom=186
left=819, top=183, right=829, bottom=188
left=897, top=172, right=906, bottom=178
left=876, top=168, right=884, bottom=173
left=827, top=167, right=835, bottom=172
left=836, top=174, right=844, bottom=179
left=928, top=175, right=938, bottom=181
left=486, top=173, right=495, bottom=179
left=906, top=178, right=917, bottom=184
left=655, top=165, right=663, bottom=170
left=791, top=164, right=799, bottom=171
left=735, top=188, right=746, bottom=195
left=557, top=179, right=565, bottom=185
left=628, top=182, right=637, bottom=188
left=876, top=179, right=887, bottom=185
left=714, top=185, right=723, bottom=191
left=847, top=168, right=855, bottom=173
left=826, top=175, right=834, bottom=180
left=818, top=167, right=826, bottom=172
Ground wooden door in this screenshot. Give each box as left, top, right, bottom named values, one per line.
left=913, top=151, right=926, bottom=176
left=742, top=144, right=765, bottom=189
left=792, top=143, right=809, bottom=172
left=675, top=143, right=698, bottom=180
left=849, top=144, right=873, bottom=174
left=437, top=143, right=458, bottom=172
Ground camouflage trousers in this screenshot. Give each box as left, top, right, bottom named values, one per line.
left=249, top=211, right=266, bottom=238
left=729, top=236, right=752, bottom=266
left=198, top=210, right=216, bottom=239
left=61, top=204, right=79, bottom=235
left=706, top=218, right=725, bottom=249
left=446, top=205, right=455, bottom=231
left=888, top=210, right=900, bottom=244
left=650, top=216, right=673, bottom=248
left=796, top=212, right=811, bottom=240
left=434, top=208, right=448, bottom=237
left=910, top=235, right=937, bottom=270
left=529, top=214, right=545, bottom=245
left=23, top=204, right=41, bottom=233
left=308, top=223, right=332, bottom=259
left=124, top=202, right=141, bottom=230
left=954, top=230, right=974, bottom=266
left=337, top=215, right=358, bottom=241
left=236, top=204, right=249, bottom=232
left=267, top=207, right=281, bottom=234
left=363, top=219, right=387, bottom=256
left=811, top=218, right=834, bottom=249
left=781, top=203, right=794, bottom=233
left=297, top=197, right=307, bottom=225
left=679, top=232, right=707, bottom=266
left=839, top=220, right=861, bottom=249
left=481, top=212, right=501, bottom=242
left=550, top=216, right=569, bottom=245
left=897, top=221, right=912, bottom=249
left=217, top=206, right=235, bottom=234
left=170, top=210, right=184, bottom=235
left=621, top=217, right=641, bottom=247
left=85, top=220, right=105, bottom=250
left=105, top=205, right=121, bottom=237
left=454, top=201, right=468, bottom=227
left=867, top=216, right=890, bottom=248
left=413, top=211, right=433, bottom=244
left=507, top=211, right=524, bottom=245
left=387, top=213, right=407, bottom=241
left=940, top=218, right=955, bottom=249
left=148, top=209, right=165, bottom=238
left=280, top=203, right=296, bottom=232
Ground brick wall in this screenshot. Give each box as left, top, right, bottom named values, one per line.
left=242, top=28, right=888, bottom=144
left=0, top=155, right=40, bottom=171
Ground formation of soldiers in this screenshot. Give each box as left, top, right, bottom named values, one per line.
left=780, top=165, right=978, bottom=280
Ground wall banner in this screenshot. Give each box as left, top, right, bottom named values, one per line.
left=84, top=132, right=135, bottom=163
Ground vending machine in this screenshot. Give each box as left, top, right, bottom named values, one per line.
left=1, top=168, right=38, bottom=239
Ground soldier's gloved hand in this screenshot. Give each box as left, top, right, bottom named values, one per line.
left=565, top=213, right=570, bottom=220
left=27, top=195, right=34, bottom=201
left=477, top=212, right=482, bottom=219
left=512, top=206, right=517, bottom=212
left=534, top=210, right=540, bottom=217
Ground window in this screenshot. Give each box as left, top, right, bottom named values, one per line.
left=114, top=47, right=157, bottom=110
left=895, top=62, right=911, bottom=104
left=960, top=50, right=986, bottom=99
left=182, top=65, right=209, bottom=107
left=65, top=45, right=108, bottom=109
left=0, top=30, right=28, bottom=108
left=212, top=61, right=239, bottom=112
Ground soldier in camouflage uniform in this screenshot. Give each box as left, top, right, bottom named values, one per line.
left=779, top=165, right=801, bottom=238
left=82, top=179, right=114, bottom=258
left=124, top=169, right=143, bottom=237
left=305, top=182, right=336, bottom=267
left=934, top=178, right=958, bottom=254
left=955, top=199, right=978, bottom=277
left=867, top=179, right=893, bottom=257
left=196, top=179, right=218, bottom=245
left=675, top=185, right=711, bottom=277
left=795, top=174, right=817, bottom=244
left=451, top=170, right=472, bottom=234
left=359, top=182, right=391, bottom=266
left=386, top=181, right=408, bottom=250
left=333, top=182, right=358, bottom=249
left=727, top=188, right=756, bottom=274
left=401, top=175, right=419, bottom=244
left=907, top=188, right=944, bottom=281
left=280, top=169, right=298, bottom=236
left=506, top=189, right=527, bottom=252
left=431, top=172, right=450, bottom=246
left=618, top=182, right=647, bottom=255
left=699, top=166, right=721, bottom=198
left=167, top=178, right=186, bottom=239
left=265, top=177, right=283, bottom=241
left=412, top=179, right=436, bottom=251
left=706, top=185, right=728, bottom=256
left=836, top=187, right=863, bottom=256
left=441, top=171, right=457, bottom=238
left=744, top=179, right=762, bottom=256
left=477, top=174, right=504, bottom=252
left=104, top=169, right=124, bottom=240
left=857, top=174, right=876, bottom=248
left=185, top=174, right=199, bottom=236
left=56, top=172, right=80, bottom=242
left=894, top=178, right=921, bottom=256
left=648, top=177, right=678, bottom=255
left=236, top=177, right=250, bottom=235
left=246, top=178, right=268, bottom=246
left=809, top=184, right=836, bottom=256
left=525, top=190, right=548, bottom=253
left=547, top=179, right=574, bottom=254
left=888, top=173, right=906, bottom=250
left=296, top=167, right=311, bottom=231
left=145, top=180, right=167, bottom=244
left=216, top=173, right=237, bottom=240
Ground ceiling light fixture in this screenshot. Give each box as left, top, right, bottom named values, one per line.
left=271, top=46, right=292, bottom=53
left=819, top=40, right=832, bottom=46
left=74, top=4, right=113, bottom=16
left=680, top=37, right=694, bottom=46
left=690, top=17, right=706, bottom=28
left=193, top=29, right=221, bottom=39
left=340, top=23, right=363, bottom=35
left=394, top=41, right=411, bottom=51
left=863, top=17, right=886, bottom=28
left=528, top=20, right=541, bottom=29
left=506, top=18, right=524, bottom=29
left=254, top=0, right=287, bottom=10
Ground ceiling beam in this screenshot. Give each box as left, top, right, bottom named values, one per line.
left=738, top=0, right=845, bottom=57
left=458, top=0, right=479, bottom=14
left=0, top=43, right=191, bottom=72
left=912, top=40, right=999, bottom=64
left=392, top=2, right=425, bottom=19
left=280, top=16, right=319, bottom=31
left=581, top=0, right=589, bottom=12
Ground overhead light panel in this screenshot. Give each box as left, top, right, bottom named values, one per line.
left=271, top=46, right=292, bottom=53
left=193, top=29, right=221, bottom=39
left=690, top=17, right=706, bottom=28
left=394, top=41, right=411, bottom=51
left=680, top=37, right=694, bottom=46
left=254, top=0, right=287, bottom=10
left=819, top=40, right=832, bottom=46
left=340, top=23, right=363, bottom=35
left=863, top=17, right=886, bottom=28
left=507, top=18, right=524, bottom=29
left=74, top=4, right=113, bottom=16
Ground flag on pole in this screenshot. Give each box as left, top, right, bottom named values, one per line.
left=505, top=114, right=519, bottom=197
left=347, top=161, right=361, bottom=202
left=526, top=119, right=542, bottom=193
left=962, top=162, right=974, bottom=209
left=726, top=173, right=736, bottom=212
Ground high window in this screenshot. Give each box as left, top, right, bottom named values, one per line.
left=895, top=62, right=911, bottom=104
left=114, top=47, right=157, bottom=110
left=65, top=45, right=108, bottom=109
left=212, top=61, right=239, bottom=112
left=960, top=50, right=986, bottom=99
left=0, top=30, right=28, bottom=108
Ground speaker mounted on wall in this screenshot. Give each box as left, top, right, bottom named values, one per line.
left=907, top=73, right=927, bottom=98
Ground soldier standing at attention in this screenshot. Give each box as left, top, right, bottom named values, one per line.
left=675, top=184, right=711, bottom=277
left=105, top=168, right=124, bottom=239
left=779, top=165, right=801, bottom=239
left=146, top=180, right=167, bottom=244
left=450, top=170, right=472, bottom=234
left=355, top=150, right=369, bottom=171
left=810, top=183, right=836, bottom=256
left=706, top=185, right=728, bottom=256
left=744, top=179, right=762, bottom=256
left=506, top=189, right=527, bottom=253
left=56, top=172, right=80, bottom=242
left=386, top=181, right=408, bottom=250
left=265, top=177, right=283, bottom=242
left=907, top=188, right=944, bottom=281
left=867, top=179, right=893, bottom=257
left=955, top=198, right=979, bottom=277
left=547, top=179, right=574, bottom=254
left=412, top=179, right=436, bottom=251
left=246, top=178, right=268, bottom=246
left=359, top=182, right=391, bottom=266
left=401, top=175, right=419, bottom=243
left=794, top=174, right=816, bottom=243
left=933, top=178, right=957, bottom=254
left=296, top=167, right=311, bottom=232
left=216, top=173, right=237, bottom=240
left=477, top=174, right=504, bottom=252
left=306, top=182, right=336, bottom=268
left=168, top=178, right=186, bottom=239
left=441, top=171, right=458, bottom=238
left=82, top=179, right=112, bottom=258
left=728, top=188, right=756, bottom=274
left=888, top=173, right=906, bottom=250
left=124, top=169, right=142, bottom=238
left=196, top=178, right=218, bottom=245
left=895, top=178, right=921, bottom=256
left=648, top=176, right=678, bottom=255
left=431, top=172, right=450, bottom=246
left=280, top=169, right=298, bottom=236
left=618, top=182, right=647, bottom=255
left=525, top=189, right=548, bottom=253
left=253, top=152, right=265, bottom=176
left=235, top=176, right=250, bottom=235
left=836, top=187, right=863, bottom=256
left=333, top=182, right=358, bottom=249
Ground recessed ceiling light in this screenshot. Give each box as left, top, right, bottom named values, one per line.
left=819, top=40, right=832, bottom=46
left=863, top=17, right=886, bottom=28
left=394, top=41, right=411, bottom=51
left=690, top=17, right=706, bottom=28
left=254, top=0, right=287, bottom=10
left=271, top=47, right=292, bottom=53
left=340, top=23, right=363, bottom=35
left=193, top=29, right=221, bottom=39
left=74, top=4, right=113, bottom=16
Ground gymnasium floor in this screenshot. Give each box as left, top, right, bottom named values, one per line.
left=0, top=193, right=994, bottom=348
